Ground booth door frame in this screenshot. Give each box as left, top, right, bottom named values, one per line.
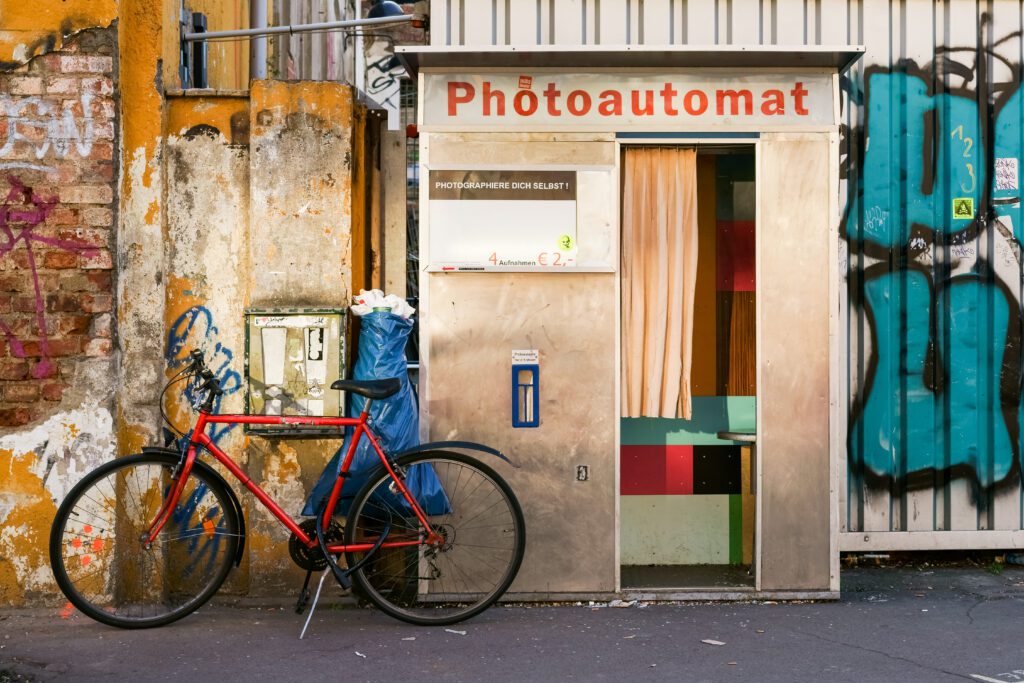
left=615, top=136, right=763, bottom=590
left=615, top=131, right=841, bottom=595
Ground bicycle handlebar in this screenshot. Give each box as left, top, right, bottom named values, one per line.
left=185, top=350, right=223, bottom=401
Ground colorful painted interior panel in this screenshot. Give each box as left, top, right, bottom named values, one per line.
left=621, top=150, right=756, bottom=587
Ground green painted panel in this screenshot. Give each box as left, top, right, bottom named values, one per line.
left=621, top=397, right=756, bottom=446
left=728, top=494, right=743, bottom=565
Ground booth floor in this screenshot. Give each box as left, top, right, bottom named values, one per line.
left=621, top=564, right=754, bottom=590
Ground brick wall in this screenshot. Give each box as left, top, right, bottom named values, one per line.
left=0, top=27, right=117, bottom=428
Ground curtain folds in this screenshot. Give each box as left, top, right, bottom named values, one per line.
left=621, top=147, right=699, bottom=419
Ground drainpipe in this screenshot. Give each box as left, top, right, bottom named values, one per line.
left=250, top=0, right=267, bottom=81
left=355, top=0, right=365, bottom=95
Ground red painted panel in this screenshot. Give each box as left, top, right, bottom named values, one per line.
left=620, top=445, right=693, bottom=495
left=716, top=220, right=755, bottom=292
left=664, top=446, right=695, bottom=495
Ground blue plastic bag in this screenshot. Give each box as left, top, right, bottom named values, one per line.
left=303, top=311, right=449, bottom=516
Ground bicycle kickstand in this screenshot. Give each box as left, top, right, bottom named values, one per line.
left=298, top=571, right=329, bottom=640
left=295, top=569, right=314, bottom=614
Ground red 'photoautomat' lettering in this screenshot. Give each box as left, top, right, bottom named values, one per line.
left=761, top=89, right=785, bottom=115
left=514, top=89, right=539, bottom=115
left=448, top=82, right=475, bottom=115
left=543, top=83, right=562, bottom=115
left=716, top=89, right=753, bottom=116
left=683, top=90, right=708, bottom=115
left=483, top=81, right=505, bottom=116
left=598, top=90, right=622, bottom=116
left=790, top=81, right=809, bottom=115
left=567, top=90, right=592, bottom=115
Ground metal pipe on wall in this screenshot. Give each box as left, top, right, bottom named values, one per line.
left=182, top=14, right=417, bottom=42
left=250, top=0, right=268, bottom=80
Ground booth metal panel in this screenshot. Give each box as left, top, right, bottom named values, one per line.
left=758, top=132, right=837, bottom=591
left=420, top=133, right=620, bottom=594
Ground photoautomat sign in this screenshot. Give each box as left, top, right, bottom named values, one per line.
left=429, top=170, right=578, bottom=269
left=423, top=71, right=835, bottom=128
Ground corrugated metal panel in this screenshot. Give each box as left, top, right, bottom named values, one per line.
left=432, top=0, right=1024, bottom=541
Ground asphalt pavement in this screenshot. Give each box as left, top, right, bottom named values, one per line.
left=2, top=565, right=1024, bottom=682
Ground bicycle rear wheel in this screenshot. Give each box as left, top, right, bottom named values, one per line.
left=344, top=451, right=525, bottom=626
left=49, top=453, right=239, bottom=629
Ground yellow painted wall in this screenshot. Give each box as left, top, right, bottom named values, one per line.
left=0, top=0, right=117, bottom=67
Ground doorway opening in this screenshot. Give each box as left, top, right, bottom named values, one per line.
left=620, top=145, right=756, bottom=590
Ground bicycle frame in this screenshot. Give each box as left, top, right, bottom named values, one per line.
left=143, top=404, right=442, bottom=555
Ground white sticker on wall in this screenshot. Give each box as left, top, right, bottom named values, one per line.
left=512, top=349, right=539, bottom=364
left=996, top=157, right=1018, bottom=191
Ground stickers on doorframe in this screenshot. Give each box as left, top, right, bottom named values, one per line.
left=953, top=197, right=975, bottom=220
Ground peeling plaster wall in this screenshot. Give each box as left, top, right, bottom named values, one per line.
left=2, top=0, right=372, bottom=605
left=245, top=81, right=361, bottom=592
left=0, top=23, right=120, bottom=605
left=160, top=86, right=364, bottom=595
left=0, top=405, right=115, bottom=605
left=249, top=81, right=355, bottom=308
left=116, top=0, right=165, bottom=456
left=0, top=0, right=117, bottom=69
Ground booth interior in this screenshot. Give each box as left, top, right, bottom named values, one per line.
left=620, top=146, right=757, bottom=590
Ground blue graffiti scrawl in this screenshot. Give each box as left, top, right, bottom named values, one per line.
left=166, top=306, right=242, bottom=446
left=845, top=19, right=1024, bottom=494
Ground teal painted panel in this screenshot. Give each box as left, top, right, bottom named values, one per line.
left=621, top=397, right=756, bottom=446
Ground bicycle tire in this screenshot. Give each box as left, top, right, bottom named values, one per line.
left=344, top=451, right=525, bottom=626
left=49, top=452, right=240, bottom=629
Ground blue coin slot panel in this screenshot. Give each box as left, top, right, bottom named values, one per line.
left=512, top=364, right=539, bottom=428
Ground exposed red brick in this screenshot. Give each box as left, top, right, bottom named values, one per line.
left=46, top=293, right=80, bottom=312
left=41, top=382, right=64, bottom=402
left=44, top=76, right=78, bottom=94
left=87, top=142, right=114, bottom=161
left=0, top=407, right=33, bottom=427
left=82, top=76, right=113, bottom=95
left=81, top=250, right=112, bottom=270
left=86, top=272, right=112, bottom=289
left=59, top=184, right=113, bottom=205
left=59, top=55, right=114, bottom=73
left=0, top=361, right=30, bottom=381
left=13, top=296, right=39, bottom=313
left=9, top=77, right=43, bottom=95
left=43, top=251, right=79, bottom=269
left=31, top=360, right=60, bottom=379
left=81, top=208, right=113, bottom=227
left=5, top=383, right=39, bottom=402
left=80, top=293, right=112, bottom=313
left=0, top=275, right=26, bottom=292
left=60, top=314, right=92, bottom=334
left=91, top=313, right=112, bottom=338
left=84, top=338, right=112, bottom=357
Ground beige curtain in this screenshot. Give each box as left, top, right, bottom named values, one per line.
left=621, top=147, right=699, bottom=419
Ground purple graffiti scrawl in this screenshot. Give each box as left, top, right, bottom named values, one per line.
left=0, top=175, right=98, bottom=378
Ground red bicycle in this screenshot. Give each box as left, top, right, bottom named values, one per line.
left=49, top=350, right=525, bottom=628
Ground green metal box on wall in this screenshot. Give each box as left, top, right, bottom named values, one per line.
left=244, top=308, right=347, bottom=435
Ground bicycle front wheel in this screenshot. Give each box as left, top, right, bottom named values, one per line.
left=345, top=451, right=525, bottom=626
left=49, top=453, right=240, bottom=629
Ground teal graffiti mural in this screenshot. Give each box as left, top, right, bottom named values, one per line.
left=845, top=20, right=1024, bottom=495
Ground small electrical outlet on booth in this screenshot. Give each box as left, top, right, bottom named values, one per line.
left=576, top=465, right=589, bottom=482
